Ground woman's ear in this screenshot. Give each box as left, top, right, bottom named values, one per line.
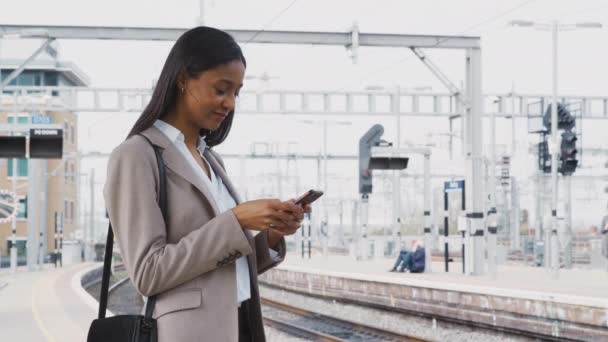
left=176, top=69, right=188, bottom=92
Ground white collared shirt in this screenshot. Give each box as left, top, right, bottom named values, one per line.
left=153, top=120, right=261, bottom=304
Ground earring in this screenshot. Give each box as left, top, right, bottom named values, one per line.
left=180, top=87, right=185, bottom=93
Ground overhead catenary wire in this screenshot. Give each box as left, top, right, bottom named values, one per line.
left=244, top=0, right=299, bottom=45
left=330, top=0, right=539, bottom=92
left=246, top=0, right=537, bottom=93
left=554, top=2, right=608, bottom=20
left=242, top=0, right=300, bottom=85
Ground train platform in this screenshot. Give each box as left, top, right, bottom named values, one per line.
left=0, top=263, right=100, bottom=342
left=260, top=252, right=608, bottom=341
left=2, top=254, right=606, bottom=341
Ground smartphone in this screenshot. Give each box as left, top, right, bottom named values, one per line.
left=295, top=189, right=324, bottom=205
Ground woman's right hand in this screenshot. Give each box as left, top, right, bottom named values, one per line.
left=231, top=199, right=303, bottom=232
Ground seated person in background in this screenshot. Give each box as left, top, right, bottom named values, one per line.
left=390, top=240, right=426, bottom=273
left=390, top=240, right=416, bottom=272
left=410, top=241, right=426, bottom=273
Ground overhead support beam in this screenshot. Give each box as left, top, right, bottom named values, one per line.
left=0, top=38, right=55, bottom=89
left=347, top=22, right=360, bottom=64
left=356, top=32, right=479, bottom=49
left=0, top=24, right=480, bottom=49
left=411, top=47, right=467, bottom=106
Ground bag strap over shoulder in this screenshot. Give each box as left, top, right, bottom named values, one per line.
left=98, top=134, right=168, bottom=320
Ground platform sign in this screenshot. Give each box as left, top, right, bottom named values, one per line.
left=443, top=180, right=466, bottom=273
left=55, top=211, right=63, bottom=232
left=0, top=190, right=19, bottom=224
left=0, top=136, right=27, bottom=158
left=500, top=156, right=510, bottom=186
left=368, top=157, right=409, bottom=170
left=31, top=116, right=52, bottom=125
left=444, top=180, right=466, bottom=231
left=29, top=128, right=63, bottom=159
left=444, top=180, right=465, bottom=192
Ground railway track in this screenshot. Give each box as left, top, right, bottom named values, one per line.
left=91, top=269, right=592, bottom=341
left=261, top=297, right=432, bottom=342
left=259, top=283, right=589, bottom=342
left=100, top=277, right=430, bottom=341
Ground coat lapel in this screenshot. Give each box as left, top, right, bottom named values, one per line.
left=139, top=126, right=221, bottom=216
left=203, top=149, right=243, bottom=204
left=204, top=149, right=254, bottom=243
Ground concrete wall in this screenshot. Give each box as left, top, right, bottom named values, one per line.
left=261, top=268, right=608, bottom=341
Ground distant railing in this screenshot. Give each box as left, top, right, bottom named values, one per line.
left=1, top=86, right=608, bottom=119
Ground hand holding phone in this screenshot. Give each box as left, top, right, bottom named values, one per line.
left=295, top=189, right=324, bottom=205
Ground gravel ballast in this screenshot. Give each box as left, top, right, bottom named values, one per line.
left=259, top=284, right=533, bottom=342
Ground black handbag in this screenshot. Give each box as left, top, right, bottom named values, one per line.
left=88, top=136, right=166, bottom=342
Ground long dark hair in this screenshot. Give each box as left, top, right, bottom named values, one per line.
left=127, top=26, right=246, bottom=147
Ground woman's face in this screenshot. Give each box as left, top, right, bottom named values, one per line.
left=181, top=60, right=245, bottom=132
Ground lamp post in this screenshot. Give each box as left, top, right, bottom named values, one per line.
left=509, top=19, right=602, bottom=276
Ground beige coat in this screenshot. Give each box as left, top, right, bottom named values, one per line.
left=103, top=126, right=285, bottom=341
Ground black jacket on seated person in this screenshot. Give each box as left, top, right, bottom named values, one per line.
left=411, top=247, right=426, bottom=273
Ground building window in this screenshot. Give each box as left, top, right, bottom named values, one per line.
left=64, top=162, right=69, bottom=182
left=7, top=240, right=26, bottom=257
left=70, top=162, right=76, bottom=182
left=18, top=197, right=27, bottom=219
left=5, top=116, right=29, bottom=163
left=64, top=200, right=68, bottom=222
left=7, top=159, right=28, bottom=177
left=7, top=116, right=29, bottom=124
left=70, top=124, right=75, bottom=144
left=18, top=73, right=34, bottom=86
left=63, top=161, right=75, bottom=183
left=44, top=72, right=58, bottom=86
left=0, top=71, right=43, bottom=87
left=34, top=73, right=43, bottom=86
left=70, top=201, right=74, bottom=221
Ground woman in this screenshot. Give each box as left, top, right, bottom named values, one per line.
left=103, top=26, right=311, bottom=342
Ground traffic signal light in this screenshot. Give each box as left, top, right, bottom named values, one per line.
left=359, top=124, right=409, bottom=195
left=359, top=124, right=384, bottom=195
left=538, top=140, right=551, bottom=173
left=543, top=102, right=575, bottom=131
left=559, top=130, right=578, bottom=176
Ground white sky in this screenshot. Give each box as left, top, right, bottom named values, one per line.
left=1, top=0, right=604, bottom=154
left=1, top=0, right=608, bottom=94
left=1, top=0, right=607, bottom=230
